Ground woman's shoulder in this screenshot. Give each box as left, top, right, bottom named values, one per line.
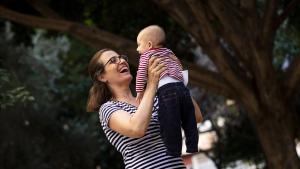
left=99, top=101, right=120, bottom=113
left=99, top=101, right=120, bottom=118
left=99, top=101, right=122, bottom=125
left=100, top=100, right=115, bottom=108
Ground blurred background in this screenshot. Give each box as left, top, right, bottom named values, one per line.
left=0, top=0, right=300, bottom=169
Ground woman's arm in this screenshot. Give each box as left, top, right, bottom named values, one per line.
left=108, top=57, right=166, bottom=138
left=192, top=97, right=203, bottom=123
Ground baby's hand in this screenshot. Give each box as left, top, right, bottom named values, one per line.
left=136, top=92, right=144, bottom=105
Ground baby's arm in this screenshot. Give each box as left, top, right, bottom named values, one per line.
left=136, top=55, right=149, bottom=101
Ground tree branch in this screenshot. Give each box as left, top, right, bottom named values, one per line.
left=247, top=1, right=279, bottom=102
left=152, top=1, right=259, bottom=113
left=240, top=0, right=258, bottom=37
left=155, top=0, right=252, bottom=84
left=240, top=0, right=256, bottom=11
left=285, top=55, right=300, bottom=98
left=206, top=0, right=242, bottom=33
left=24, top=0, right=237, bottom=98
left=180, top=0, right=255, bottom=100
left=236, top=0, right=258, bottom=73
left=152, top=0, right=205, bottom=46
left=0, top=5, right=139, bottom=65
left=274, top=0, right=300, bottom=30
left=183, top=0, right=217, bottom=44
left=204, top=0, right=255, bottom=78
left=25, top=0, right=61, bottom=19
left=259, top=0, right=279, bottom=69
left=183, top=61, right=236, bottom=98
left=262, top=0, right=279, bottom=43
left=0, top=5, right=236, bottom=98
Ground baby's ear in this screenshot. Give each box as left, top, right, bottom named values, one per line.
left=148, top=41, right=153, bottom=48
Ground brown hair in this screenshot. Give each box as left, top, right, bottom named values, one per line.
left=86, top=49, right=112, bottom=112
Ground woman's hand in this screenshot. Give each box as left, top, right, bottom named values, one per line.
left=192, top=97, right=203, bottom=123
left=169, top=54, right=183, bottom=69
left=147, top=57, right=166, bottom=90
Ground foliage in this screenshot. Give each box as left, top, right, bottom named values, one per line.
left=211, top=105, right=265, bottom=168
left=0, top=24, right=34, bottom=109
left=195, top=90, right=265, bottom=168
left=0, top=23, right=123, bottom=169
left=273, top=20, right=300, bottom=70
left=0, top=68, right=34, bottom=109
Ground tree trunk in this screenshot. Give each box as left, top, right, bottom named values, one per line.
left=251, top=107, right=300, bottom=169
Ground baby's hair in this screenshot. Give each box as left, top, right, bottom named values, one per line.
left=139, top=25, right=166, bottom=47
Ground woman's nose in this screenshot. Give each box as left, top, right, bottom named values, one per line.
left=119, top=57, right=126, bottom=64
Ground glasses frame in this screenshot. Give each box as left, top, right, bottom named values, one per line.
left=103, top=55, right=128, bottom=68
left=95, top=55, right=128, bottom=77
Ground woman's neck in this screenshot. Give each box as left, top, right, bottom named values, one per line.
left=111, top=86, right=135, bottom=103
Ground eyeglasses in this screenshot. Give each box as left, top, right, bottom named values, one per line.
left=103, top=55, right=128, bottom=68
left=95, top=55, right=128, bottom=76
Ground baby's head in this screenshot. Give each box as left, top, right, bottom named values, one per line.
left=136, top=25, right=166, bottom=54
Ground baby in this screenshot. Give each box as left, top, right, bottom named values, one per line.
left=135, top=25, right=198, bottom=156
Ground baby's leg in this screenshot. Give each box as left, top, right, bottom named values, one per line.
left=157, top=84, right=182, bottom=157
left=181, top=87, right=198, bottom=153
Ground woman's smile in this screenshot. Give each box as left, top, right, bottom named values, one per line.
left=118, top=63, right=130, bottom=74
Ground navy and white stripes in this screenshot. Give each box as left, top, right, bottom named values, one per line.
left=99, top=98, right=186, bottom=169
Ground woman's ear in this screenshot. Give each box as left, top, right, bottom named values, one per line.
left=97, top=74, right=107, bottom=83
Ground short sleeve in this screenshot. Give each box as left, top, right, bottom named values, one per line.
left=99, top=102, right=122, bottom=127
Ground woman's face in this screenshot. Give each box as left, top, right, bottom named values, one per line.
left=98, top=50, right=132, bottom=85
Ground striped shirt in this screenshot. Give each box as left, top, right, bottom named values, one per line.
left=99, top=98, right=186, bottom=169
left=136, top=48, right=184, bottom=93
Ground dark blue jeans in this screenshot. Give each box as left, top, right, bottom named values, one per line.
left=157, top=82, right=198, bottom=157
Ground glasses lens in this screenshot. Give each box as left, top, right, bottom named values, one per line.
left=120, top=55, right=128, bottom=62
left=110, top=57, right=118, bottom=64
left=106, top=55, right=128, bottom=66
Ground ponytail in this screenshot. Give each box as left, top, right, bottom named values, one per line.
left=86, top=49, right=113, bottom=112
left=86, top=81, right=112, bottom=112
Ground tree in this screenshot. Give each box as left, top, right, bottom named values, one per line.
left=0, top=0, right=299, bottom=168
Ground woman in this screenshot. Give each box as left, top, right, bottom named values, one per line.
left=87, top=49, right=203, bottom=169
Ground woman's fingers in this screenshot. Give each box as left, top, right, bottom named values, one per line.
left=152, top=61, right=166, bottom=74
left=169, top=54, right=178, bottom=61
left=149, top=57, right=163, bottom=70
left=148, top=56, right=155, bottom=67
left=149, top=57, right=165, bottom=74
left=169, top=54, right=183, bottom=69
left=148, top=57, right=166, bottom=84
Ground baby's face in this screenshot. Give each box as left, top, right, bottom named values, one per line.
left=136, top=34, right=151, bottom=54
